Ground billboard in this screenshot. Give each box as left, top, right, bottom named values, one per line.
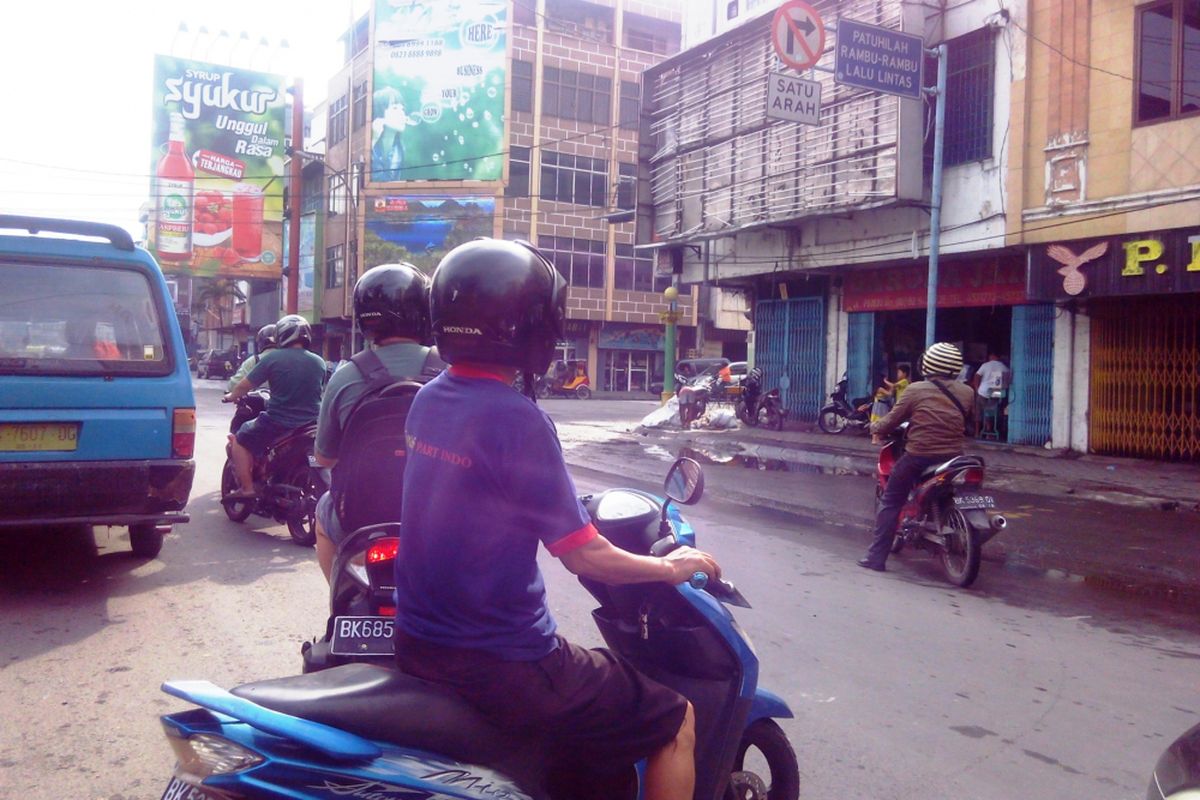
left=364, top=196, right=495, bottom=273
left=372, top=1, right=507, bottom=182
left=149, top=55, right=288, bottom=278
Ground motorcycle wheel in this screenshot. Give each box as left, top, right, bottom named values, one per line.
left=284, top=465, right=321, bottom=548
left=575, top=385, right=592, bottom=400
left=536, top=382, right=550, bottom=399
left=764, top=402, right=784, bottom=431
left=736, top=400, right=756, bottom=427
left=724, top=718, right=800, bottom=800
left=818, top=407, right=848, bottom=434
left=940, top=506, right=981, bottom=587
left=220, top=460, right=253, bottom=523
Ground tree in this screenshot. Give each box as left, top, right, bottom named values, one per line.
left=192, top=278, right=246, bottom=346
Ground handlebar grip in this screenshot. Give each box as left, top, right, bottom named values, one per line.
left=688, top=571, right=709, bottom=590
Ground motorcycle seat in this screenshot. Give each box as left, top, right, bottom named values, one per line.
left=271, top=422, right=319, bottom=450
left=231, top=663, right=550, bottom=795
left=920, top=455, right=985, bottom=481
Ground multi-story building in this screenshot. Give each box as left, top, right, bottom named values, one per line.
left=317, top=0, right=692, bottom=393
left=1013, top=0, right=1200, bottom=460
left=641, top=0, right=1037, bottom=433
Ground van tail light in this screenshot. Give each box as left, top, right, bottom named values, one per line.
left=952, top=466, right=985, bottom=487
left=172, top=408, right=196, bottom=458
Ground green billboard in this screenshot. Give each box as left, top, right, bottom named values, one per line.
left=372, top=1, right=507, bottom=182
left=149, top=55, right=287, bottom=279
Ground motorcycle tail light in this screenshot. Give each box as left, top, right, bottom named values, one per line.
left=953, top=467, right=985, bottom=486
left=165, top=729, right=263, bottom=778
left=172, top=408, right=196, bottom=458
left=367, top=537, right=399, bottom=565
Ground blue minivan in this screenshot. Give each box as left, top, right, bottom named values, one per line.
left=0, top=216, right=195, bottom=557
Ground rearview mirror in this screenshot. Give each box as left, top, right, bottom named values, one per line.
left=664, top=457, right=704, bottom=505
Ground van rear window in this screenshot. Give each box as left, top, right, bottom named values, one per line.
left=0, top=261, right=173, bottom=377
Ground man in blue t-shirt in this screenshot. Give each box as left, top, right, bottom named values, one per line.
left=393, top=239, right=720, bottom=799
left=223, top=314, right=325, bottom=498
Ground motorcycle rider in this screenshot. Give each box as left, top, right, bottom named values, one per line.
left=392, top=238, right=720, bottom=798
left=858, top=342, right=975, bottom=572
left=227, top=324, right=276, bottom=393
left=313, top=263, right=438, bottom=581
left=223, top=314, right=326, bottom=499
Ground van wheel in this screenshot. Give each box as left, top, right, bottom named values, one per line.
left=129, top=524, right=165, bottom=559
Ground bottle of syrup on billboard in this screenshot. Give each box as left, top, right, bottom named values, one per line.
left=155, top=111, right=194, bottom=262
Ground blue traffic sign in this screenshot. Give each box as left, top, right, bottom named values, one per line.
left=834, top=19, right=924, bottom=99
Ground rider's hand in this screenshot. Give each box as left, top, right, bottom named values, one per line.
left=222, top=393, right=235, bottom=404
left=662, top=546, right=721, bottom=584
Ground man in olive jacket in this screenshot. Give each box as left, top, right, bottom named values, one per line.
left=859, top=342, right=975, bottom=571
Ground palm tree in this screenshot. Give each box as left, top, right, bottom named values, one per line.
left=192, top=278, right=246, bottom=347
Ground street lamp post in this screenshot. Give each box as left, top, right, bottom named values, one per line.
left=660, top=285, right=681, bottom=404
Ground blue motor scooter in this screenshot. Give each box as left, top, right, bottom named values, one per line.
left=157, top=458, right=799, bottom=800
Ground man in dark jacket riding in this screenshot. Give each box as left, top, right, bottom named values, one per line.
left=858, top=342, right=975, bottom=572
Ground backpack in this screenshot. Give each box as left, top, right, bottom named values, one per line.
left=329, top=347, right=443, bottom=534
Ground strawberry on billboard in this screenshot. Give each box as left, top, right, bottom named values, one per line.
left=149, top=55, right=287, bottom=278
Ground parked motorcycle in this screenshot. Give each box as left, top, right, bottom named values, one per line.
left=220, top=392, right=326, bottom=547
left=158, top=458, right=800, bottom=800
left=818, top=373, right=871, bottom=434
left=876, top=425, right=1007, bottom=587
left=735, top=367, right=785, bottom=430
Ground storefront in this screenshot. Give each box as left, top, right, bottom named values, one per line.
left=597, top=323, right=693, bottom=394
left=1029, top=229, right=1200, bottom=461
left=841, top=255, right=1054, bottom=444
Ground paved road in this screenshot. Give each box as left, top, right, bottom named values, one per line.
left=0, top=387, right=1196, bottom=799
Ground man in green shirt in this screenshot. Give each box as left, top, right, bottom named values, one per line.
left=223, top=315, right=326, bottom=498
left=226, top=324, right=276, bottom=393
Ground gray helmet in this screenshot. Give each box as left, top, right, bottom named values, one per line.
left=921, top=342, right=963, bottom=377
left=275, top=314, right=312, bottom=349
left=254, top=324, right=277, bottom=354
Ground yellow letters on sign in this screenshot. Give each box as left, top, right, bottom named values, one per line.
left=1122, top=239, right=1164, bottom=276
left=1187, top=236, right=1200, bottom=272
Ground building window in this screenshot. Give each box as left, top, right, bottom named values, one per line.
left=727, top=1, right=739, bottom=20
left=302, top=171, right=323, bottom=215
left=1136, top=0, right=1200, bottom=123
left=544, top=67, right=611, bottom=125
left=614, top=244, right=654, bottom=292
left=942, top=28, right=995, bottom=166
left=352, top=81, right=368, bottom=129
left=325, top=244, right=345, bottom=289
left=623, top=13, right=680, bottom=55
left=507, top=146, right=531, bottom=197
left=328, top=175, right=347, bottom=216
left=542, top=237, right=605, bottom=288
left=328, top=95, right=348, bottom=146
left=512, top=59, right=534, bottom=113
left=619, top=81, right=640, bottom=130
left=617, top=163, right=636, bottom=209
left=546, top=0, right=614, bottom=43
left=541, top=151, right=608, bottom=206
left=513, top=1, right=536, bottom=27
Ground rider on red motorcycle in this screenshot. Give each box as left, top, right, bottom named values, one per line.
left=857, top=342, right=975, bottom=572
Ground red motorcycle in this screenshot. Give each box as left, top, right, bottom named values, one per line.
left=875, top=425, right=1007, bottom=586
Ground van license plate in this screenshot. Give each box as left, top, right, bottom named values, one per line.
left=330, top=615, right=395, bottom=656
left=0, top=423, right=78, bottom=452
left=953, top=494, right=995, bottom=510
left=160, top=776, right=220, bottom=800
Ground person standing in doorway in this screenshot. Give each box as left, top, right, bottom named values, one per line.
left=972, top=352, right=1010, bottom=436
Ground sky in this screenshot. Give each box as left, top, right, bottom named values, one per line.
left=0, top=0, right=366, bottom=239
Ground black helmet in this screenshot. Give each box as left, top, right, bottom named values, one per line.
left=430, top=238, right=566, bottom=374
left=275, top=314, right=312, bottom=348
left=353, top=263, right=431, bottom=342
left=254, top=324, right=277, bottom=354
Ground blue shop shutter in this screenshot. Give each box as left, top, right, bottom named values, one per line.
left=1009, top=304, right=1054, bottom=445
left=847, top=312, right=875, bottom=400
left=755, top=298, right=826, bottom=422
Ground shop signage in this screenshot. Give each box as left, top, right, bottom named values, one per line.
left=1028, top=229, right=1200, bottom=301
left=766, top=72, right=822, bottom=125
left=771, top=0, right=826, bottom=71
left=598, top=325, right=664, bottom=352
left=843, top=259, right=1027, bottom=313
left=834, top=19, right=923, bottom=100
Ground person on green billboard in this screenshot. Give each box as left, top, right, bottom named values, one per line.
left=372, top=92, right=409, bottom=182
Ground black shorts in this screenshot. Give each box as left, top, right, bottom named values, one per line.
left=394, top=628, right=688, bottom=771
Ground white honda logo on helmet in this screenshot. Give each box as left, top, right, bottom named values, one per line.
left=442, top=325, right=483, bottom=335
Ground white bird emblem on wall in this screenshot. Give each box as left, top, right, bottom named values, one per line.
left=1046, top=242, right=1109, bottom=296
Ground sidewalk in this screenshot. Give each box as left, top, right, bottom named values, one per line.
left=641, top=420, right=1200, bottom=511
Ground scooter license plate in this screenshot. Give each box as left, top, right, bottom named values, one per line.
left=953, top=494, right=995, bottom=510
left=330, top=615, right=395, bottom=656
left=160, top=776, right=221, bottom=800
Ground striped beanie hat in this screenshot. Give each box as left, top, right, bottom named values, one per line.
left=921, top=342, right=963, bottom=377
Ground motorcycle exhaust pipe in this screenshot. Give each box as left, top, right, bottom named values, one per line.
left=989, top=514, right=1007, bottom=531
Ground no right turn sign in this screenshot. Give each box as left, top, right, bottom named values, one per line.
left=771, top=0, right=826, bottom=71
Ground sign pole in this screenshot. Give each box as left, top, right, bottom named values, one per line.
left=924, top=44, right=947, bottom=348
left=287, top=78, right=303, bottom=316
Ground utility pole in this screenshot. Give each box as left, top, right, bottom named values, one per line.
left=923, top=44, right=947, bottom=348
left=287, top=78, right=304, bottom=315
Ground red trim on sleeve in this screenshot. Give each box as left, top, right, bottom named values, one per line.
left=449, top=364, right=512, bottom=383
left=547, top=522, right=599, bottom=557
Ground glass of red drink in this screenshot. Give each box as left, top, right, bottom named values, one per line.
left=232, top=183, right=264, bottom=260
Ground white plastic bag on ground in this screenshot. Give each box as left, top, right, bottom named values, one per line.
left=640, top=396, right=681, bottom=429
left=699, top=406, right=738, bottom=430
